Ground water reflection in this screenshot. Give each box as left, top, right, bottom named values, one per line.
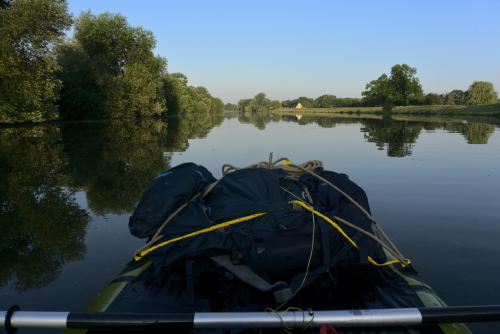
left=0, top=125, right=89, bottom=291
left=361, top=117, right=423, bottom=157
left=62, top=120, right=171, bottom=214
left=239, top=112, right=498, bottom=156
left=0, top=115, right=224, bottom=291
left=0, top=113, right=497, bottom=292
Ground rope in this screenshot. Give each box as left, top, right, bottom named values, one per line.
left=291, top=199, right=410, bottom=267
left=134, top=180, right=220, bottom=259
left=275, top=209, right=317, bottom=311
left=134, top=154, right=409, bottom=269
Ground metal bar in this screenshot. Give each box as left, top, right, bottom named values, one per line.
left=193, top=309, right=422, bottom=328
left=10, top=312, right=68, bottom=329
left=3, top=306, right=500, bottom=330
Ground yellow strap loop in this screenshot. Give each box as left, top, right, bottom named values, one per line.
left=135, top=199, right=409, bottom=267
left=134, top=212, right=267, bottom=261
left=290, top=200, right=358, bottom=248
left=290, top=200, right=409, bottom=268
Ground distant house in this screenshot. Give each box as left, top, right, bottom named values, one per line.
left=295, top=102, right=303, bottom=109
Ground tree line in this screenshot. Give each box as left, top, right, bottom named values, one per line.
left=0, top=0, right=223, bottom=124
left=236, top=64, right=498, bottom=112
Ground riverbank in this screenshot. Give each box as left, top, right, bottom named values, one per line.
left=273, top=104, right=500, bottom=117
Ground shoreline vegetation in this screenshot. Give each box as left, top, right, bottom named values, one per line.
left=234, top=64, right=499, bottom=119
left=1, top=1, right=499, bottom=125
left=0, top=0, right=223, bottom=125
left=273, top=104, right=500, bottom=117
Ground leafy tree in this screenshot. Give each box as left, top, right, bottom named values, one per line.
left=466, top=81, right=498, bottom=105
left=237, top=93, right=271, bottom=113
left=362, top=64, right=423, bottom=108
left=362, top=74, right=396, bottom=108
left=224, top=103, right=238, bottom=111
left=424, top=93, right=444, bottom=105
left=268, top=100, right=282, bottom=110
left=0, top=0, right=72, bottom=123
left=445, top=90, right=466, bottom=105
left=163, top=72, right=223, bottom=115
left=389, top=64, right=423, bottom=105
left=314, top=94, right=337, bottom=107
left=57, top=12, right=166, bottom=119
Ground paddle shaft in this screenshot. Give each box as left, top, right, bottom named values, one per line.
left=2, top=306, right=500, bottom=331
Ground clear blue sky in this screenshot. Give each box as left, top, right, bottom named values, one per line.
left=67, top=0, right=500, bottom=103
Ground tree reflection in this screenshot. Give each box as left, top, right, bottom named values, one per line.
left=444, top=122, right=495, bottom=144
left=165, top=112, right=224, bottom=151
left=0, top=126, right=89, bottom=290
left=361, top=116, right=423, bottom=157
left=62, top=119, right=171, bottom=215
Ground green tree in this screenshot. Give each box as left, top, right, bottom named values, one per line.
left=445, top=90, right=466, bottom=105
left=237, top=93, right=271, bottom=113
left=389, top=64, right=423, bottom=105
left=466, top=81, right=498, bottom=105
left=57, top=12, right=166, bottom=119
left=163, top=72, right=223, bottom=115
left=362, top=74, right=396, bottom=109
left=0, top=0, right=72, bottom=123
left=314, top=94, right=337, bottom=107
left=362, top=64, right=423, bottom=108
left=424, top=93, right=444, bottom=105
left=224, top=103, right=238, bottom=111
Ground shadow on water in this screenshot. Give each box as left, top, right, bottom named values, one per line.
left=0, top=114, right=224, bottom=291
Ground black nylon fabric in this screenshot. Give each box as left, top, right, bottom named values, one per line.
left=129, top=163, right=216, bottom=238
left=131, top=165, right=387, bottom=284
left=89, top=164, right=448, bottom=334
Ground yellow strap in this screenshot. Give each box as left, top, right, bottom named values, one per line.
left=134, top=212, right=267, bottom=261
left=290, top=200, right=358, bottom=248
left=290, top=200, right=409, bottom=268
left=135, top=199, right=409, bottom=267
left=368, top=256, right=411, bottom=267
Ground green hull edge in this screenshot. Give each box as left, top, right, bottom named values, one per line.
left=65, top=225, right=470, bottom=334
left=63, top=261, right=151, bottom=334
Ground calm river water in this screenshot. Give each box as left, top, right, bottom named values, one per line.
left=1, top=112, right=500, bottom=333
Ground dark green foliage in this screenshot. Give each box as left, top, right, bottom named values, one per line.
left=163, top=72, right=224, bottom=115
left=362, top=64, right=423, bottom=108
left=466, top=81, right=498, bottom=105
left=0, top=0, right=72, bottom=123
left=424, top=93, right=444, bottom=105
left=57, top=12, right=166, bottom=119
left=314, top=94, right=337, bottom=107
left=445, top=90, right=466, bottom=105
left=238, top=92, right=272, bottom=112
left=224, top=103, right=238, bottom=111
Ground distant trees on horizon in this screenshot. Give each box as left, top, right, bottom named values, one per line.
left=236, top=65, right=498, bottom=112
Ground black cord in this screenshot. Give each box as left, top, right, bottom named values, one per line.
left=4, top=305, right=20, bottom=334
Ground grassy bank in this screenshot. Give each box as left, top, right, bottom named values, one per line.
left=273, top=104, right=500, bottom=117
